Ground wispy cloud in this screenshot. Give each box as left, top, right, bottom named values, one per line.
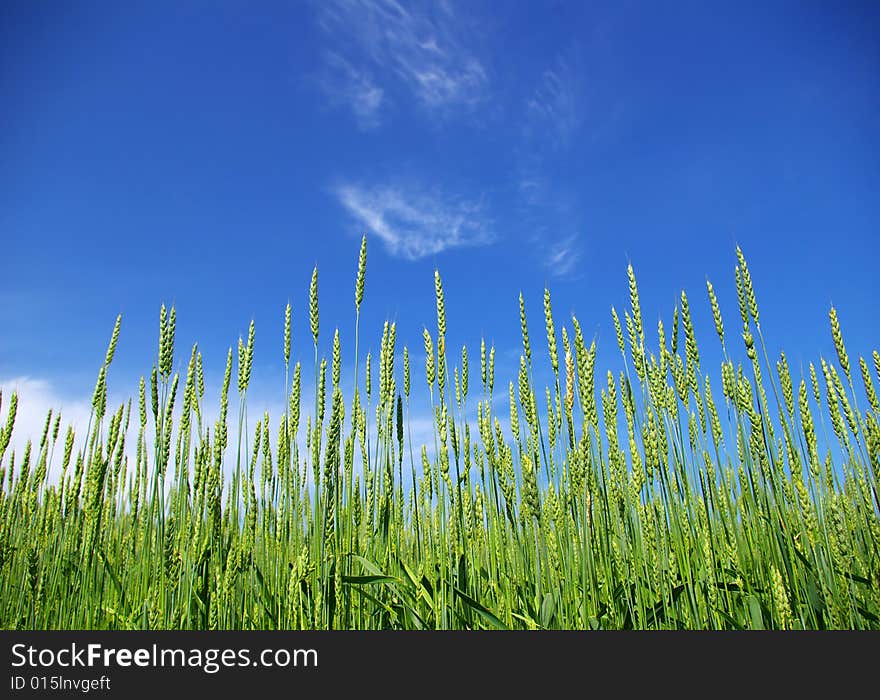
left=544, top=235, right=582, bottom=278
left=321, top=52, right=385, bottom=129
left=316, top=0, right=488, bottom=124
left=525, top=46, right=584, bottom=147
left=334, top=181, right=493, bottom=259
left=514, top=162, right=584, bottom=279
left=513, top=44, right=588, bottom=277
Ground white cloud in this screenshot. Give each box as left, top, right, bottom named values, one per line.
left=0, top=377, right=93, bottom=483
left=513, top=45, right=587, bottom=277
left=0, top=375, right=290, bottom=488
left=526, top=48, right=584, bottom=146
left=334, top=181, right=493, bottom=259
left=321, top=52, right=386, bottom=129
left=316, top=0, right=488, bottom=122
left=544, top=235, right=582, bottom=279
left=513, top=165, right=584, bottom=279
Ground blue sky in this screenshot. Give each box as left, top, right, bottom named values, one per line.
left=1, top=0, right=878, bottom=449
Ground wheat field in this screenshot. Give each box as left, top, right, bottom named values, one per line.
left=0, top=238, right=877, bottom=630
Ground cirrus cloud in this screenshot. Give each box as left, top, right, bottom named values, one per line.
left=315, top=0, right=489, bottom=125
left=334, top=181, right=493, bottom=260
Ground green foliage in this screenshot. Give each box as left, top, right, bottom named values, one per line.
left=0, top=244, right=877, bottom=630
